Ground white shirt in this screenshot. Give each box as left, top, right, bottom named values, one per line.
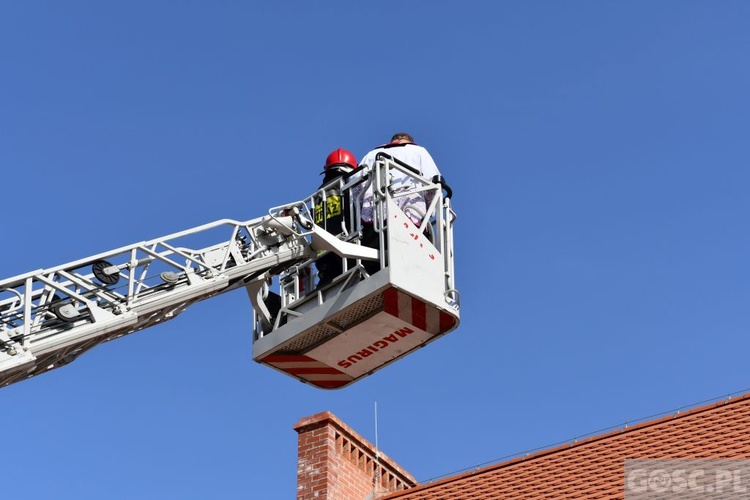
left=358, top=143, right=441, bottom=224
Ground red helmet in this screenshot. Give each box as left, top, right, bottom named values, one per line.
left=324, top=148, right=357, bottom=171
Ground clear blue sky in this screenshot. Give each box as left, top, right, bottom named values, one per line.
left=2, top=2, right=749, bottom=498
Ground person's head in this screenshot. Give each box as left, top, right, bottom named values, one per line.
left=390, top=132, right=414, bottom=144
left=323, top=148, right=357, bottom=174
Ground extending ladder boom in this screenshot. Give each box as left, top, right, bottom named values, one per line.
left=0, top=206, right=317, bottom=387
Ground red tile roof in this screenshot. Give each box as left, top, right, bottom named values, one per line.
left=383, top=393, right=750, bottom=499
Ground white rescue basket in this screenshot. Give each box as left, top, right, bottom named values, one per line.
left=251, top=155, right=459, bottom=389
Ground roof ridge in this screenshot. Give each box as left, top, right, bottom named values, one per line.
left=385, top=388, right=750, bottom=497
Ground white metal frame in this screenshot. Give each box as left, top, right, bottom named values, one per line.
left=0, top=154, right=459, bottom=389
left=0, top=208, right=315, bottom=387
left=255, top=154, right=459, bottom=340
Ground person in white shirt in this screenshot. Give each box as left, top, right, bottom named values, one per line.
left=358, top=132, right=442, bottom=226
left=357, top=132, right=444, bottom=275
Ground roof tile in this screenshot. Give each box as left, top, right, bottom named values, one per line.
left=383, top=394, right=750, bottom=499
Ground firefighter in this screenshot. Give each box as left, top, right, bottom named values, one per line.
left=314, top=148, right=358, bottom=287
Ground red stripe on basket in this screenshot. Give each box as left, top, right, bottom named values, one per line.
left=312, top=380, right=349, bottom=389
left=261, top=354, right=316, bottom=364
left=282, top=366, right=345, bottom=375
left=383, top=287, right=399, bottom=316
left=412, top=296, right=427, bottom=331
left=440, top=311, right=455, bottom=333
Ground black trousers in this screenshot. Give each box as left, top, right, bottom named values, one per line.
left=361, top=223, right=382, bottom=276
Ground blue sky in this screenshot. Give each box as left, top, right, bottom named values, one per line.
left=2, top=2, right=750, bottom=498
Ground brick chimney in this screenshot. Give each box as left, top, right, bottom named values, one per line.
left=294, top=411, right=418, bottom=500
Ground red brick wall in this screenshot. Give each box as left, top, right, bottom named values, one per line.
left=294, top=412, right=417, bottom=500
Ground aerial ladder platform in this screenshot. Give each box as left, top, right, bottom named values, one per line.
left=0, top=154, right=459, bottom=389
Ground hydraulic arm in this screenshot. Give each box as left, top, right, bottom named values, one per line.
left=0, top=205, right=318, bottom=387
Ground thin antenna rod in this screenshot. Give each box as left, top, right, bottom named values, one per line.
left=375, top=401, right=379, bottom=452
left=374, top=401, right=381, bottom=494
